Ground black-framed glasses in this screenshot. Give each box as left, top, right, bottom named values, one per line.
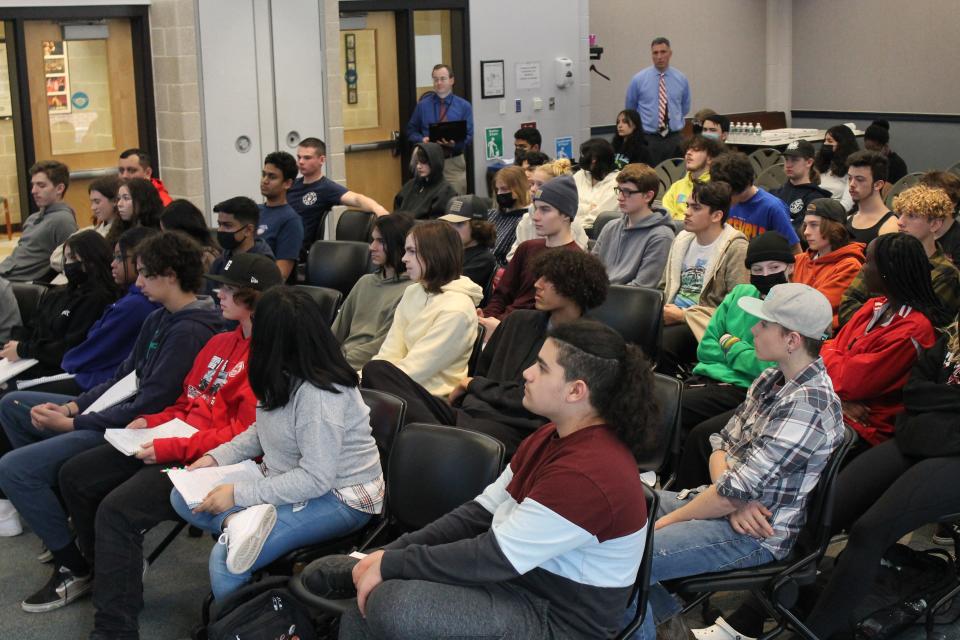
left=614, top=186, right=641, bottom=197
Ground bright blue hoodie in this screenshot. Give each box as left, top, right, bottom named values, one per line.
left=61, top=284, right=161, bottom=390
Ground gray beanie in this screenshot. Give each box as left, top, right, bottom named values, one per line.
left=533, top=175, right=578, bottom=219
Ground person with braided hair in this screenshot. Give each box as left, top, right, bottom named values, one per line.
left=822, top=233, right=942, bottom=450
left=340, top=320, right=657, bottom=639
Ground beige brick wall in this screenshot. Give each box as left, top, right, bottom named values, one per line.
left=150, top=0, right=205, bottom=210
left=323, top=0, right=345, bottom=185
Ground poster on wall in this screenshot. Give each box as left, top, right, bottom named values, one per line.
left=555, top=136, right=573, bottom=160
left=43, top=40, right=71, bottom=114
left=0, top=43, right=12, bottom=118
left=515, top=62, right=541, bottom=90
left=480, top=59, right=504, bottom=99
left=485, top=127, right=503, bottom=161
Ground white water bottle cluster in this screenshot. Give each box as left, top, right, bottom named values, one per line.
left=729, top=122, right=764, bottom=143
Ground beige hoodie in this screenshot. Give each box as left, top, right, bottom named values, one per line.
left=373, top=275, right=483, bottom=396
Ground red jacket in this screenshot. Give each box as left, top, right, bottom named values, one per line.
left=820, top=297, right=935, bottom=446
left=151, top=177, right=173, bottom=206
left=143, top=326, right=256, bottom=463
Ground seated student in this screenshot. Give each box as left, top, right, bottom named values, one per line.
left=840, top=185, right=960, bottom=329
left=663, top=135, right=722, bottom=221
left=159, top=199, right=221, bottom=271
left=701, top=113, right=729, bottom=144
left=480, top=176, right=582, bottom=329
left=0, top=278, right=20, bottom=345
left=333, top=213, right=416, bottom=370
left=393, top=142, right=458, bottom=220
left=49, top=176, right=123, bottom=286
left=207, top=196, right=276, bottom=296
left=572, top=137, right=620, bottom=230
left=117, top=148, right=172, bottom=206
left=0, top=232, right=221, bottom=611
left=0, top=160, right=78, bottom=283
left=257, top=150, right=304, bottom=280
left=769, top=140, right=832, bottom=238
left=487, top=165, right=532, bottom=266
left=117, top=177, right=164, bottom=229
left=593, top=162, right=675, bottom=286
left=815, top=124, right=858, bottom=211
left=0, top=231, right=118, bottom=384
left=512, top=126, right=541, bottom=157
left=508, top=158, right=589, bottom=261
left=626, top=283, right=844, bottom=640
left=363, top=249, right=608, bottom=455
left=368, top=221, right=482, bottom=397
left=341, top=320, right=655, bottom=639
left=659, top=181, right=748, bottom=374
left=793, top=198, right=865, bottom=330
left=845, top=150, right=897, bottom=244
left=57, top=253, right=280, bottom=634
left=864, top=119, right=908, bottom=185
left=518, top=150, right=550, bottom=179
left=709, top=151, right=801, bottom=250
left=823, top=233, right=940, bottom=450
left=674, top=232, right=794, bottom=489
left=440, top=195, right=497, bottom=299
left=921, top=170, right=960, bottom=267
left=612, top=108, right=653, bottom=169
left=56, top=227, right=162, bottom=395
left=171, top=286, right=383, bottom=599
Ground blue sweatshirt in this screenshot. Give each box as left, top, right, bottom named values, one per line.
left=72, top=297, right=223, bottom=431
left=61, top=284, right=161, bottom=390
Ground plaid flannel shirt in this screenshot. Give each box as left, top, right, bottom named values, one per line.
left=709, top=357, right=844, bottom=559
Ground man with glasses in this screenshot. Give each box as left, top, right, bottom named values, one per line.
left=206, top=196, right=276, bottom=296
left=592, top=163, right=676, bottom=286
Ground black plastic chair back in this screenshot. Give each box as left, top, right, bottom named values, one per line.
left=794, top=425, right=857, bottom=557
left=306, top=240, right=372, bottom=299
left=592, top=211, right=620, bottom=240
left=615, top=486, right=659, bottom=640
left=359, top=388, right=406, bottom=468
left=336, top=210, right=375, bottom=242
left=587, top=285, right=664, bottom=361
left=388, top=423, right=504, bottom=531
left=294, top=285, right=342, bottom=325
left=10, top=282, right=46, bottom=328
left=466, top=324, right=485, bottom=376
left=634, top=374, right=682, bottom=477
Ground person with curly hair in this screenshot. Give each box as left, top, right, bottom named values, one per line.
left=341, top=319, right=656, bottom=639
left=361, top=249, right=608, bottom=456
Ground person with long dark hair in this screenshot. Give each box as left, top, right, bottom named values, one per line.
left=117, top=177, right=164, bottom=229
left=170, top=286, right=383, bottom=600
left=332, top=212, right=417, bottom=369
left=612, top=109, right=652, bottom=169
left=573, top=137, right=620, bottom=230
left=160, top=199, right=221, bottom=270
left=340, top=319, right=656, bottom=639
left=815, top=125, right=858, bottom=210
left=440, top=195, right=497, bottom=302
left=49, top=176, right=122, bottom=285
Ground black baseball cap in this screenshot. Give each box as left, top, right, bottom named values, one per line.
left=440, top=195, right=490, bottom=223
left=804, top=198, right=847, bottom=225
left=781, top=139, right=816, bottom=159
left=205, top=252, right=283, bottom=291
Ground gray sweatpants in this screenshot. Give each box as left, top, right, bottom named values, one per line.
left=338, top=579, right=565, bottom=639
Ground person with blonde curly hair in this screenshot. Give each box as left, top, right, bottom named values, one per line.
left=839, top=184, right=960, bottom=328
left=507, top=158, right=589, bottom=261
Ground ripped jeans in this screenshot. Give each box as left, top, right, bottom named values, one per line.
left=170, top=489, right=370, bottom=599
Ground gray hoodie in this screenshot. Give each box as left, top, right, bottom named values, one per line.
left=591, top=207, right=677, bottom=287
left=0, top=201, right=78, bottom=282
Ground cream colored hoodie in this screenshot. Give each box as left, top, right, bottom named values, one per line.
left=372, top=275, right=483, bottom=396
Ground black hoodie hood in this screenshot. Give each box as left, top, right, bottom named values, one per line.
left=415, top=142, right=447, bottom=186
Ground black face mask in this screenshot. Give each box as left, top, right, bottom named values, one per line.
left=818, top=146, right=834, bottom=164
left=750, top=271, right=788, bottom=297
left=218, top=229, right=243, bottom=251
left=63, top=262, right=87, bottom=286
left=496, top=192, right=516, bottom=210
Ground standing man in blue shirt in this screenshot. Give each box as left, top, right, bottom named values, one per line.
left=624, top=37, right=691, bottom=167
left=258, top=151, right=303, bottom=281
left=406, top=64, right=474, bottom=195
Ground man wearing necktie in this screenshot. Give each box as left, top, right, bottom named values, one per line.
left=624, top=37, right=691, bottom=166
left=406, top=64, right=474, bottom=195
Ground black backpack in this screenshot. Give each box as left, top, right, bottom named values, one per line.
left=205, top=577, right=317, bottom=640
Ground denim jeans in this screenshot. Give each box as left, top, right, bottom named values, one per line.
left=0, top=390, right=105, bottom=551
left=623, top=489, right=775, bottom=640
left=170, top=488, right=371, bottom=599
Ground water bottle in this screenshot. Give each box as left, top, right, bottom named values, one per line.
left=732, top=122, right=742, bottom=141
left=756, top=123, right=764, bottom=140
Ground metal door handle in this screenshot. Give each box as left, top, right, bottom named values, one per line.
left=69, top=167, right=119, bottom=180
left=345, top=138, right=398, bottom=153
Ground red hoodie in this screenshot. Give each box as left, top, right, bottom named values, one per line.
left=821, top=297, right=935, bottom=446
left=143, top=326, right=256, bottom=463
left=151, top=177, right=173, bottom=206
left=792, top=242, right=865, bottom=330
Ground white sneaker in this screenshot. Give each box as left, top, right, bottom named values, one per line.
left=0, top=499, right=22, bottom=537
left=223, top=504, right=277, bottom=575
left=692, top=617, right=757, bottom=640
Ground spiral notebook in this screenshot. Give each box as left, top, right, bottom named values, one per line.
left=166, top=460, right=264, bottom=508
left=104, top=418, right=199, bottom=456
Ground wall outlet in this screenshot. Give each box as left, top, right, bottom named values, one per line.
left=515, top=98, right=522, bottom=113
left=532, top=97, right=543, bottom=110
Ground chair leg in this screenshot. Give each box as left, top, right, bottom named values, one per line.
left=201, top=590, right=215, bottom=625
left=145, top=521, right=187, bottom=566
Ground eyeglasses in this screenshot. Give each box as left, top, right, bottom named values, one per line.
left=614, top=186, right=642, bottom=197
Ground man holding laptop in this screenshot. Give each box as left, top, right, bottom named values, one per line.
left=406, top=63, right=473, bottom=195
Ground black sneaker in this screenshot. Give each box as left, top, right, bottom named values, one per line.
left=21, top=565, right=92, bottom=613
left=933, top=522, right=958, bottom=546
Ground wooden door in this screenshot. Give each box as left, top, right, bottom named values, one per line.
left=342, top=12, right=402, bottom=211
left=24, top=20, right=140, bottom=224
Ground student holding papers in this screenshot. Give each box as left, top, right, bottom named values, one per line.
left=0, top=231, right=221, bottom=612
left=170, top=286, right=384, bottom=600
left=0, top=230, right=118, bottom=388
left=56, top=253, right=279, bottom=638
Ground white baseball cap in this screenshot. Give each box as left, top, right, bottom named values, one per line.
left=737, top=283, right=833, bottom=340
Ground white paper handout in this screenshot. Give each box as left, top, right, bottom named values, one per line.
left=104, top=418, right=199, bottom=456
left=166, top=460, right=264, bottom=508
left=82, top=371, right=138, bottom=415
left=0, top=357, right=39, bottom=384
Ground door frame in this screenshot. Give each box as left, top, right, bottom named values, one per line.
left=338, top=0, right=472, bottom=192
left=0, top=4, right=156, bottom=220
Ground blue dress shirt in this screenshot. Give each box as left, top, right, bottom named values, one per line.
left=624, top=66, right=691, bottom=134
left=406, top=92, right=474, bottom=154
